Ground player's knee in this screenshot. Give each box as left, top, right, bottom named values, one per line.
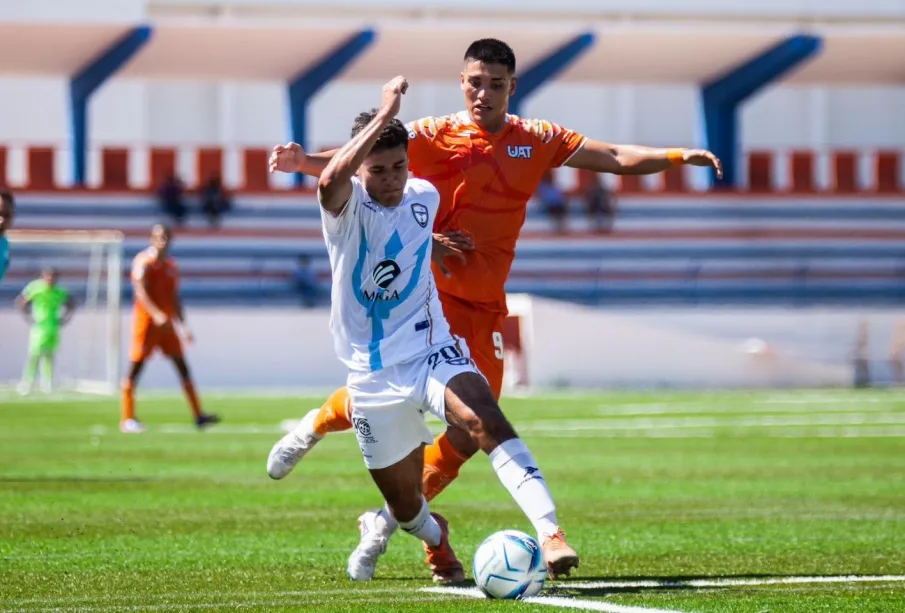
left=459, top=403, right=516, bottom=448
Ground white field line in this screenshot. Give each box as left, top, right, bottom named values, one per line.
left=421, top=586, right=685, bottom=613
left=562, top=575, right=905, bottom=590
left=424, top=575, right=905, bottom=612
left=535, top=426, right=905, bottom=439
left=596, top=403, right=900, bottom=416
left=81, top=413, right=905, bottom=439
left=523, top=413, right=905, bottom=432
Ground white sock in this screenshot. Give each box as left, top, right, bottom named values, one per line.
left=489, top=438, right=560, bottom=541
left=393, top=498, right=441, bottom=548
left=377, top=504, right=399, bottom=535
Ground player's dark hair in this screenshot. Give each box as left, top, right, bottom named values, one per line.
left=464, top=38, right=516, bottom=74
left=351, top=109, right=408, bottom=154
left=0, top=189, right=14, bottom=209
left=152, top=223, right=172, bottom=237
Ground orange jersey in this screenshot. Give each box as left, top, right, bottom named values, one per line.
left=406, top=111, right=586, bottom=312
left=131, top=248, right=179, bottom=326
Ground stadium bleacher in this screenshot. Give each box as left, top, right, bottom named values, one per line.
left=7, top=191, right=905, bottom=306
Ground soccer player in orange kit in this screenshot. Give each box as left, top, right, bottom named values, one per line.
left=267, top=39, right=721, bottom=582
left=120, top=224, right=220, bottom=433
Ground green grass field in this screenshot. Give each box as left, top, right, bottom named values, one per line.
left=2, top=389, right=904, bottom=612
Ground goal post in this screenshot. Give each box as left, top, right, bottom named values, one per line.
left=2, top=230, right=124, bottom=395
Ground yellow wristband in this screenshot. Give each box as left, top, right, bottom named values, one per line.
left=667, top=149, right=685, bottom=166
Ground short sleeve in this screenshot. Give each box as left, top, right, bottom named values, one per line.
left=22, top=280, right=39, bottom=299
left=524, top=119, right=588, bottom=168
left=319, top=176, right=363, bottom=238
left=408, top=178, right=441, bottom=218
left=405, top=116, right=442, bottom=176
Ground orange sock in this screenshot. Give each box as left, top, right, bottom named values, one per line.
left=313, top=387, right=353, bottom=436
left=182, top=381, right=202, bottom=419
left=423, top=432, right=470, bottom=502
left=121, top=381, right=135, bottom=422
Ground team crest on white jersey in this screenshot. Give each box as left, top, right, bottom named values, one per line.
left=411, top=203, right=429, bottom=228
left=507, top=145, right=533, bottom=159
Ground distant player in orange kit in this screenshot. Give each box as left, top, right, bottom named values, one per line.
left=120, top=224, right=220, bottom=433
left=267, top=38, right=722, bottom=581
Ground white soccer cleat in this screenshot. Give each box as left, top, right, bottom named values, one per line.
left=16, top=382, right=32, bottom=396
left=347, top=510, right=393, bottom=581
left=266, top=408, right=323, bottom=480
left=120, top=418, right=146, bottom=434
left=40, top=381, right=53, bottom=394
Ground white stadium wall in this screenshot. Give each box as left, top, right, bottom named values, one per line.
left=1, top=0, right=905, bottom=186
left=1, top=77, right=904, bottom=173
left=0, top=304, right=899, bottom=391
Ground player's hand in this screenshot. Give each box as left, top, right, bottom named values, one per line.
left=432, top=231, right=473, bottom=278
left=270, top=143, right=305, bottom=174
left=152, top=312, right=170, bottom=328
left=380, top=76, right=408, bottom=118
left=181, top=326, right=194, bottom=345
left=682, top=149, right=723, bottom=179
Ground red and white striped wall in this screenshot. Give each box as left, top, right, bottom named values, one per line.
left=0, top=144, right=902, bottom=195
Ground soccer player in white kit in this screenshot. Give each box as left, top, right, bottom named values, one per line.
left=314, top=76, right=579, bottom=583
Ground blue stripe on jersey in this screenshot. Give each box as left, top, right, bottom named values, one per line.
left=0, top=235, right=9, bottom=283
left=355, top=226, right=432, bottom=372
left=384, top=230, right=403, bottom=259
left=397, top=237, right=430, bottom=302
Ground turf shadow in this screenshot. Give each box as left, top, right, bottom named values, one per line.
left=547, top=574, right=808, bottom=597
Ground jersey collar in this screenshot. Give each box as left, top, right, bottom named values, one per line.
left=456, top=110, right=514, bottom=139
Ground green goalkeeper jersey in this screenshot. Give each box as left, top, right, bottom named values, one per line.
left=24, top=280, right=69, bottom=331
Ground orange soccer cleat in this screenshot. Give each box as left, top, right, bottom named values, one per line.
left=423, top=513, right=466, bottom=585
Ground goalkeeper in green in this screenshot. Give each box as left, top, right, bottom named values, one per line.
left=16, top=268, right=75, bottom=395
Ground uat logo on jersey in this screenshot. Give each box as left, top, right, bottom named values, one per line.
left=507, top=145, right=533, bottom=159
left=411, top=203, right=429, bottom=228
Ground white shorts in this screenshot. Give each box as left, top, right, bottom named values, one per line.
left=347, top=339, right=481, bottom=470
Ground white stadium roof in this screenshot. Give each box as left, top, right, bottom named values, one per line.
left=0, top=19, right=902, bottom=85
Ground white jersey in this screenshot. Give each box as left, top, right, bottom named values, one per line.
left=321, top=177, right=451, bottom=372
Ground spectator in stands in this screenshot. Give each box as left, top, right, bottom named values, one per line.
left=536, top=170, right=568, bottom=234
left=158, top=174, right=187, bottom=226
left=201, top=175, right=232, bottom=228
left=292, top=254, right=320, bottom=308
left=583, top=174, right=617, bottom=233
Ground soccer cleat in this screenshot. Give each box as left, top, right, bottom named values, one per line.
left=16, top=382, right=32, bottom=396
left=39, top=381, right=52, bottom=395
left=195, top=413, right=221, bottom=430
left=347, top=510, right=391, bottom=581
left=424, top=513, right=466, bottom=585
left=120, top=418, right=146, bottom=434
left=542, top=528, right=580, bottom=580
left=266, top=408, right=322, bottom=480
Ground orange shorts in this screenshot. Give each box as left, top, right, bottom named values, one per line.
left=439, top=294, right=505, bottom=400
left=130, top=324, right=183, bottom=363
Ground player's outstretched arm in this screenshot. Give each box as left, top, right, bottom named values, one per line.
left=317, top=76, right=409, bottom=215
left=269, top=144, right=338, bottom=178
left=566, top=140, right=723, bottom=178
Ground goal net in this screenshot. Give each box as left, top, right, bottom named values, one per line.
left=0, top=230, right=124, bottom=395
